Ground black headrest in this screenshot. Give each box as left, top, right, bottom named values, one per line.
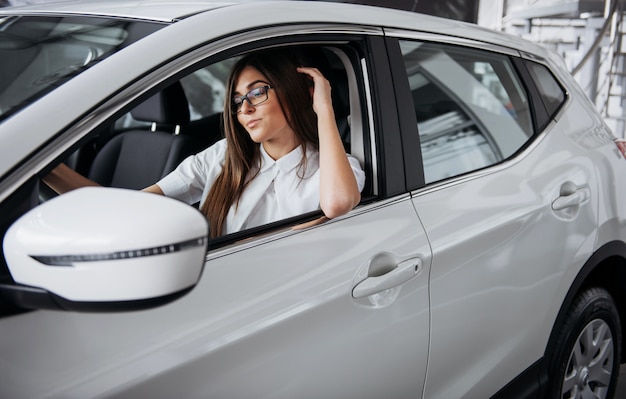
left=131, top=82, right=190, bottom=126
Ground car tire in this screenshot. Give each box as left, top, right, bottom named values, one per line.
left=548, top=287, right=622, bottom=399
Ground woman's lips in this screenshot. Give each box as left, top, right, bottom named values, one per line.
left=246, top=118, right=260, bottom=129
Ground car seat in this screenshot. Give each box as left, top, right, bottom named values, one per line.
left=87, top=82, right=200, bottom=190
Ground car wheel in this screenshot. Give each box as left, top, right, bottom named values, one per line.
left=548, top=287, right=622, bottom=399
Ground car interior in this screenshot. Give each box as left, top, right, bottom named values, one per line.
left=38, top=44, right=369, bottom=238
left=73, top=81, right=212, bottom=190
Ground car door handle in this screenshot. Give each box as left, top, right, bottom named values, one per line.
left=552, top=186, right=590, bottom=211
left=352, top=258, right=422, bottom=299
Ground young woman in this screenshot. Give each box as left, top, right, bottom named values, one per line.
left=45, top=49, right=365, bottom=237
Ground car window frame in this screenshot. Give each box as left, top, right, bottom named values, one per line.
left=173, top=35, right=383, bottom=247
left=191, top=33, right=405, bottom=249
left=383, top=31, right=547, bottom=190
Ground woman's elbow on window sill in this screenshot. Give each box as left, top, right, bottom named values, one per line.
left=320, top=195, right=361, bottom=220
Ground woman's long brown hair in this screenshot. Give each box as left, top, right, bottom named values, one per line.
left=201, top=48, right=319, bottom=237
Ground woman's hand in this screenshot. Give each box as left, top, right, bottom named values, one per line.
left=297, top=66, right=334, bottom=116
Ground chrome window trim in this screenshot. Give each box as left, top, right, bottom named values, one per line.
left=0, top=11, right=175, bottom=23
left=519, top=50, right=547, bottom=64
left=360, top=57, right=379, bottom=196
left=384, top=28, right=521, bottom=57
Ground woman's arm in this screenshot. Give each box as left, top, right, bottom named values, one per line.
left=44, top=163, right=165, bottom=195
left=143, top=184, right=164, bottom=195
left=43, top=163, right=101, bottom=194
left=297, top=66, right=361, bottom=219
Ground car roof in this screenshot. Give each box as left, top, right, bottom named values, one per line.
left=0, top=0, right=238, bottom=22
left=0, top=0, right=550, bottom=58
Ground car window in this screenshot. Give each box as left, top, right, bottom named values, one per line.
left=0, top=16, right=165, bottom=122
left=399, top=40, right=533, bottom=184
left=524, top=60, right=566, bottom=117
left=181, top=59, right=237, bottom=120
left=114, top=58, right=238, bottom=131
left=61, top=44, right=365, bottom=242
left=113, top=58, right=238, bottom=131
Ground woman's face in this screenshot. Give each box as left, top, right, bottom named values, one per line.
left=234, top=66, right=297, bottom=150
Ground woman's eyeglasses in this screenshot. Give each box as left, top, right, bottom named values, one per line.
left=232, top=85, right=272, bottom=114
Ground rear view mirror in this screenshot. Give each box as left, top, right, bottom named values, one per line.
left=1, top=187, right=208, bottom=311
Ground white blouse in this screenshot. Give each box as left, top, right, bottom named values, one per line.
left=157, top=139, right=366, bottom=235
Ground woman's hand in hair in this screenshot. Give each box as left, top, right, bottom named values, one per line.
left=297, top=66, right=361, bottom=219
left=296, top=66, right=333, bottom=116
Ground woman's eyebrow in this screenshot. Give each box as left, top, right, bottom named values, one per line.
left=234, top=80, right=271, bottom=95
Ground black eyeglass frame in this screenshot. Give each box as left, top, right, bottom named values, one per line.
left=232, top=85, right=273, bottom=114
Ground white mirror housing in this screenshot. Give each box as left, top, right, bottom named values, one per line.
left=1, top=187, right=208, bottom=311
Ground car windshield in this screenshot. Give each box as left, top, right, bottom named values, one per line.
left=0, top=15, right=165, bottom=122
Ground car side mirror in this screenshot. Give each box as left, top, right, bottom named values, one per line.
left=0, top=187, right=208, bottom=312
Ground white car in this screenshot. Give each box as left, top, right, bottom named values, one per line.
left=1, top=1, right=625, bottom=398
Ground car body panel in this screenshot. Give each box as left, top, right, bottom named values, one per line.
left=0, top=0, right=233, bottom=21
left=0, top=198, right=431, bottom=398
left=380, top=21, right=618, bottom=396
left=415, top=120, right=600, bottom=397
left=545, top=57, right=626, bottom=248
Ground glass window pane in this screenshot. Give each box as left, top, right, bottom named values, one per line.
left=399, top=40, right=533, bottom=183
left=524, top=60, right=565, bottom=117
left=0, top=16, right=164, bottom=121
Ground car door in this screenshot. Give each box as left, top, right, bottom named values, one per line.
left=0, top=33, right=432, bottom=398
left=115, top=199, right=431, bottom=398
left=385, top=34, right=600, bottom=397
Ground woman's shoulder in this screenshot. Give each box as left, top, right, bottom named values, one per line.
left=195, top=137, right=228, bottom=159
left=185, top=137, right=228, bottom=172
left=203, top=137, right=228, bottom=154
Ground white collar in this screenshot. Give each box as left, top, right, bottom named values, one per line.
left=259, top=143, right=306, bottom=175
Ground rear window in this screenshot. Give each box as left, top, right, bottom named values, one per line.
left=524, top=60, right=566, bottom=117
left=0, top=15, right=165, bottom=122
